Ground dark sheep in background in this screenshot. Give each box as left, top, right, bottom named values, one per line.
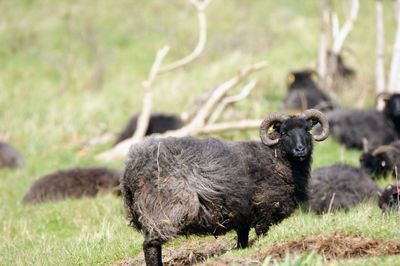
left=360, top=140, right=400, bottom=179
left=327, top=52, right=355, bottom=80
left=378, top=184, right=400, bottom=213
left=0, top=141, right=24, bottom=168
left=22, top=167, right=120, bottom=204
left=121, top=109, right=329, bottom=265
left=281, top=70, right=335, bottom=111
left=114, top=113, right=183, bottom=145
left=308, top=164, right=381, bottom=214
left=326, top=94, right=400, bottom=149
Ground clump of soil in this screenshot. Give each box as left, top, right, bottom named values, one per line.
left=258, top=232, right=400, bottom=260
left=205, top=232, right=400, bottom=265
left=112, top=232, right=400, bottom=266
left=112, top=237, right=233, bottom=266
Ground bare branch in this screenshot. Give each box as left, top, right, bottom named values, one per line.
left=318, top=0, right=330, bottom=82
left=331, top=10, right=339, bottom=40
left=332, top=0, right=359, bottom=55
left=208, top=79, right=257, bottom=124
left=376, top=0, right=386, bottom=109
left=388, top=0, right=400, bottom=93
left=158, top=0, right=212, bottom=74
left=189, top=61, right=268, bottom=128
left=195, top=120, right=262, bottom=135
left=132, top=46, right=170, bottom=141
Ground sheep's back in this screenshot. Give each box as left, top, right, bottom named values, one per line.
left=0, top=142, right=24, bottom=168
left=327, top=109, right=397, bottom=149
left=22, top=167, right=120, bottom=204
left=308, top=164, right=380, bottom=213
left=123, top=137, right=252, bottom=239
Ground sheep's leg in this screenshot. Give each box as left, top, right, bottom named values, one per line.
left=143, top=240, right=162, bottom=266
left=236, top=226, right=250, bottom=248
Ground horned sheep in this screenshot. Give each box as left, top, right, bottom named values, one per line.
left=360, top=140, right=400, bottom=179
left=121, top=109, right=329, bottom=265
left=281, top=70, right=335, bottom=111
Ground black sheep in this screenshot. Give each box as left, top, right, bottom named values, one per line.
left=121, top=109, right=329, bottom=265
left=327, top=94, right=400, bottom=149
left=378, top=184, right=400, bottom=213
left=114, top=113, right=183, bottom=145
left=360, top=140, right=400, bottom=179
left=308, top=164, right=381, bottom=214
left=281, top=70, right=334, bottom=111
left=0, top=141, right=24, bottom=168
left=22, top=167, right=120, bottom=204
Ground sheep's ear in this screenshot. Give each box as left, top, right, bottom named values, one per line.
left=287, top=74, right=295, bottom=85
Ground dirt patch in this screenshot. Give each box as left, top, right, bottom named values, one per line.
left=205, top=232, right=400, bottom=265
left=258, top=232, right=400, bottom=260
left=111, top=237, right=233, bottom=266
left=112, top=233, right=400, bottom=266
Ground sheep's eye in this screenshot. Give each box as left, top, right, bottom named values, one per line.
left=381, top=161, right=386, bottom=167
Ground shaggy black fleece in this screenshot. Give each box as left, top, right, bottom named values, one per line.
left=308, top=164, right=381, bottom=214
left=282, top=70, right=334, bottom=111
left=23, top=167, right=120, bottom=204
left=327, top=94, right=400, bottom=149
left=114, top=113, right=183, bottom=145
left=0, top=141, right=24, bottom=168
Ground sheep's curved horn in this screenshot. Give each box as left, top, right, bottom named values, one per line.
left=372, top=145, right=400, bottom=156
left=259, top=112, right=288, bottom=146
left=301, top=109, right=329, bottom=141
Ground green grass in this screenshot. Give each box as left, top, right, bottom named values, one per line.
left=0, top=0, right=399, bottom=265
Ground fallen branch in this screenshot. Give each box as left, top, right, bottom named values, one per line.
left=96, top=61, right=267, bottom=161
left=208, top=79, right=257, bottom=124
left=195, top=120, right=262, bottom=135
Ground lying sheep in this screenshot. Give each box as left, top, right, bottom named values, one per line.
left=378, top=184, right=400, bottom=213
left=360, top=140, right=400, bottom=179
left=282, top=70, right=335, bottom=111
left=327, top=94, right=400, bottom=149
left=114, top=113, right=183, bottom=145
left=0, top=141, right=24, bottom=168
left=121, top=109, right=329, bottom=265
left=23, top=167, right=120, bottom=204
left=308, top=164, right=381, bottom=214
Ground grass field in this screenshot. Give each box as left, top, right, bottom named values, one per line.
left=0, top=0, right=399, bottom=265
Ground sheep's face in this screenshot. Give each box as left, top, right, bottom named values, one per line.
left=360, top=153, right=391, bottom=178
left=277, top=118, right=313, bottom=161
left=384, top=94, right=400, bottom=122
left=378, top=185, right=400, bottom=213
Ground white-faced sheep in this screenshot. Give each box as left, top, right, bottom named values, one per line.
left=281, top=70, right=335, bottom=111
left=114, top=113, right=183, bottom=145
left=378, top=184, right=400, bottom=213
left=360, top=140, right=400, bottom=179
left=22, top=167, right=120, bottom=204
left=0, top=141, right=24, bottom=168
left=327, top=94, right=400, bottom=149
left=308, top=164, right=381, bottom=214
left=121, top=109, right=329, bottom=265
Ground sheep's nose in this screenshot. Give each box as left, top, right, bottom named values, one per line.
left=295, top=144, right=305, bottom=153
